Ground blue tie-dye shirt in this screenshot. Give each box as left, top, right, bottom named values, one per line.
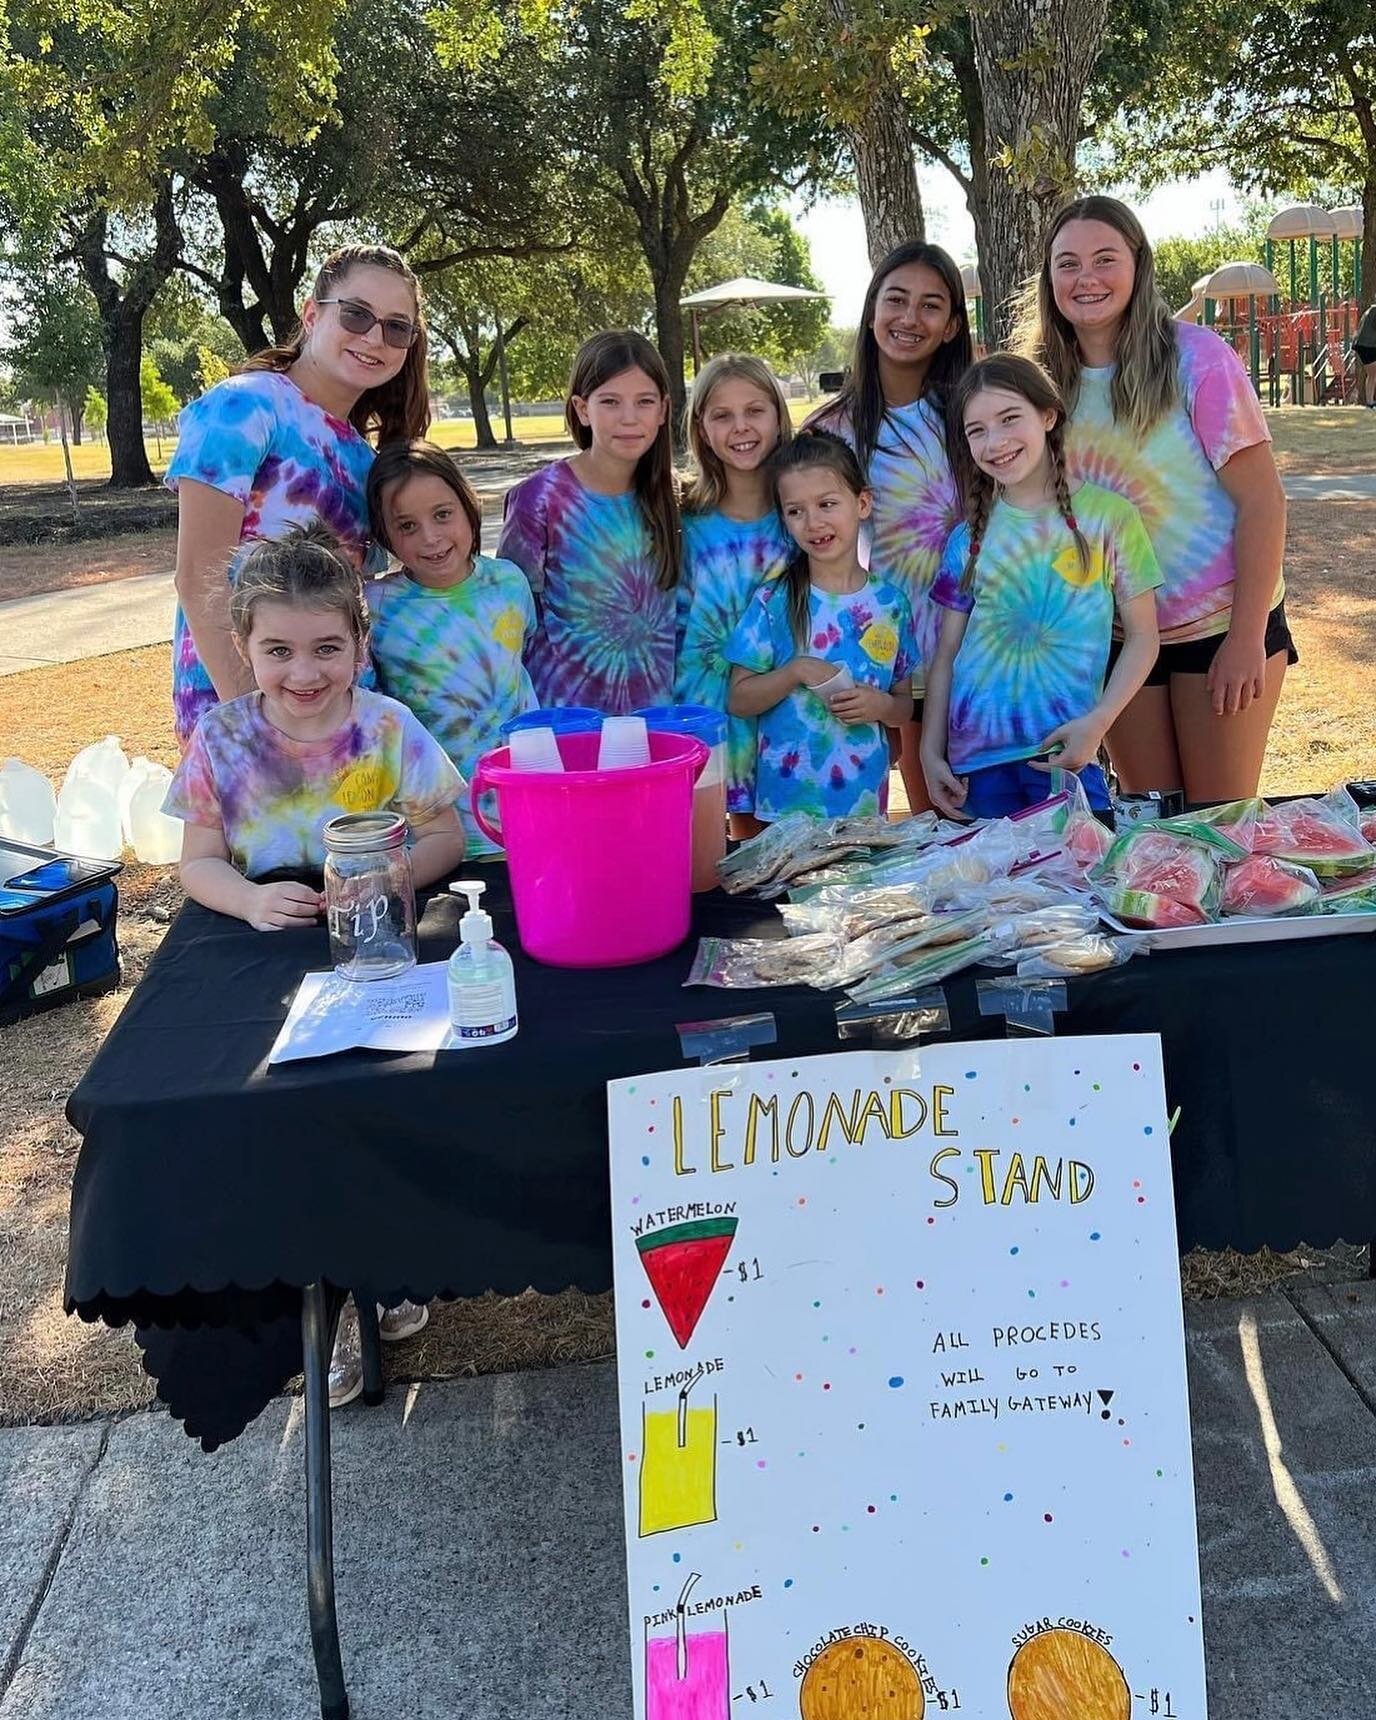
left=931, top=481, right=1162, bottom=774
left=165, top=370, right=377, bottom=745
left=726, top=576, right=918, bottom=821
left=496, top=458, right=675, bottom=713
left=366, top=556, right=538, bottom=856
left=675, top=507, right=793, bottom=814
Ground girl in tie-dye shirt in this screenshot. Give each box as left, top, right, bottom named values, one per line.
left=727, top=433, right=917, bottom=822
left=365, top=442, right=537, bottom=857
left=923, top=357, right=1161, bottom=822
left=498, top=330, right=680, bottom=712
left=676, top=354, right=794, bottom=832
left=166, top=528, right=463, bottom=930
left=1015, top=196, right=1293, bottom=802
left=808, top=242, right=972, bottom=812
left=167, top=244, right=431, bottom=746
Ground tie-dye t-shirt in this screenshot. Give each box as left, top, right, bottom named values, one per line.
left=675, top=507, right=794, bottom=814
left=366, top=556, right=538, bottom=856
left=165, top=370, right=378, bottom=744
left=496, top=459, right=675, bottom=712
left=931, top=482, right=1162, bottom=775
left=164, top=687, right=463, bottom=879
left=726, top=577, right=918, bottom=821
left=1066, top=320, right=1279, bottom=644
left=809, top=394, right=960, bottom=685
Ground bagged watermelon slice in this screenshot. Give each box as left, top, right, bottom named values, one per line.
left=1314, top=868, right=1376, bottom=915
left=1092, top=825, right=1230, bottom=919
left=1098, top=887, right=1209, bottom=930
left=1220, top=854, right=1321, bottom=917
left=1176, top=798, right=1264, bottom=853
left=1360, top=810, right=1376, bottom=846
left=1252, top=788, right=1375, bottom=878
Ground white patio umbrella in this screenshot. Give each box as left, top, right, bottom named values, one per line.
left=679, top=276, right=829, bottom=368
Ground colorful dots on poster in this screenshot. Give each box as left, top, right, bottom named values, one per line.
left=1004, top=1492, right=1014, bottom=1502
left=641, top=1156, right=650, bottom=1166
left=888, top=1376, right=905, bottom=1389
left=783, top=1578, right=793, bottom=1588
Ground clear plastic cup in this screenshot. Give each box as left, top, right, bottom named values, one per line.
left=597, top=714, right=651, bottom=770
left=811, top=664, right=855, bottom=704
left=507, top=725, right=565, bottom=772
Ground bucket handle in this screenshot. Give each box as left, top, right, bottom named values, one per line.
left=469, top=760, right=503, bottom=848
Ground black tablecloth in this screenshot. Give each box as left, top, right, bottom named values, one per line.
left=66, top=869, right=1376, bottom=1448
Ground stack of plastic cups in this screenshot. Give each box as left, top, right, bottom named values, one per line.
left=597, top=715, right=652, bottom=770
left=635, top=705, right=728, bottom=891
left=507, top=726, right=565, bottom=772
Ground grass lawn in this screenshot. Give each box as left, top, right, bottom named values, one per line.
left=0, top=497, right=1372, bottom=1424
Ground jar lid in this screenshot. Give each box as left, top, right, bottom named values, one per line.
left=501, top=706, right=604, bottom=736
left=323, top=811, right=408, bottom=852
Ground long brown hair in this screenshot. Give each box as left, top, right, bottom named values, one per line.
left=566, top=330, right=681, bottom=591
left=767, top=429, right=871, bottom=648
left=947, top=354, right=1088, bottom=595
left=681, top=353, right=792, bottom=513
left=1011, top=196, right=1179, bottom=438
left=367, top=439, right=482, bottom=561
left=241, top=245, right=430, bottom=446
left=827, top=241, right=972, bottom=471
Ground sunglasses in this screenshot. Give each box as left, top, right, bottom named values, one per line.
left=316, top=298, right=419, bottom=350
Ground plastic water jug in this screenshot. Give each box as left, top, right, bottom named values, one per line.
left=126, top=763, right=182, bottom=863
left=500, top=707, right=603, bottom=737
left=63, top=735, right=130, bottom=801
left=636, top=706, right=728, bottom=892
left=0, top=758, right=57, bottom=845
left=470, top=731, right=707, bottom=967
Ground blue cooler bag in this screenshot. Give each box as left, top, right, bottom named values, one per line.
left=0, top=839, right=122, bottom=1025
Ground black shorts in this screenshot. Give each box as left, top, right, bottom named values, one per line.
left=1355, top=343, right=1376, bottom=366
left=1109, top=599, right=1298, bottom=688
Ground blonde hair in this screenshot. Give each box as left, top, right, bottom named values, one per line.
left=681, top=353, right=792, bottom=513
left=240, top=244, right=431, bottom=446
left=1012, top=196, right=1179, bottom=439
left=229, top=523, right=369, bottom=646
left=947, top=354, right=1089, bottom=595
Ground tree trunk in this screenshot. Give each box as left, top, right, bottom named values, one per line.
left=105, top=317, right=156, bottom=486
left=652, top=269, right=691, bottom=437
left=822, top=0, right=924, bottom=264
left=969, top=0, right=1109, bottom=343
left=71, top=401, right=84, bottom=445
left=945, top=23, right=993, bottom=306
left=1363, top=178, right=1376, bottom=308
left=459, top=350, right=498, bottom=450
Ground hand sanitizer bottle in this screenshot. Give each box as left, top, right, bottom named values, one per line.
left=447, top=879, right=518, bottom=1046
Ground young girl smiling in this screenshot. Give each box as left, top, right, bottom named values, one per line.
left=366, top=441, right=537, bottom=857
left=166, top=527, right=464, bottom=929
left=676, top=353, right=794, bottom=835
left=498, top=330, right=680, bottom=711
left=921, top=356, right=1162, bottom=821
left=727, top=431, right=917, bottom=823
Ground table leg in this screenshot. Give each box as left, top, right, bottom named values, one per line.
left=301, top=1283, right=350, bottom=1720
left=357, top=1298, right=385, bottom=1406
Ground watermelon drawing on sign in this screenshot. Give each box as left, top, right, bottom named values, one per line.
left=637, top=1216, right=738, bottom=1349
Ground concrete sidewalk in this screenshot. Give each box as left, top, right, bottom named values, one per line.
left=3, top=1285, right=1376, bottom=1718
left=0, top=470, right=1371, bottom=680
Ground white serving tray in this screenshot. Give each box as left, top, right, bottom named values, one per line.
left=1097, top=906, right=1376, bottom=951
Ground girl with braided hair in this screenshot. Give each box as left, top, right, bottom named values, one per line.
left=920, top=355, right=1162, bottom=821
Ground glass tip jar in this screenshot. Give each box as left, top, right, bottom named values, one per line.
left=323, top=811, right=418, bottom=981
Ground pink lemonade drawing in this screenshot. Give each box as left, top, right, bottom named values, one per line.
left=645, top=1575, right=729, bottom=1720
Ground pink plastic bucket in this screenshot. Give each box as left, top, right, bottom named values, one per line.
left=470, top=731, right=708, bottom=967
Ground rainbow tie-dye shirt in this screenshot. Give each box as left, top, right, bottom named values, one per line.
left=164, top=687, right=463, bottom=879
left=165, top=371, right=379, bottom=745
left=497, top=459, right=675, bottom=712
left=675, top=507, right=794, bottom=815
left=1066, top=320, right=1279, bottom=643
left=726, top=576, right=918, bottom=821
left=809, top=395, right=960, bottom=685
left=366, top=556, right=538, bottom=856
left=931, top=482, right=1162, bottom=774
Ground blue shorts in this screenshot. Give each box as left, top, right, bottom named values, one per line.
left=962, top=760, right=1111, bottom=819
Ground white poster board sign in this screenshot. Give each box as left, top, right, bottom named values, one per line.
left=609, top=1035, right=1205, bottom=1720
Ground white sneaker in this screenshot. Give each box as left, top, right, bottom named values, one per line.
left=328, top=1299, right=364, bottom=1409
left=378, top=1300, right=429, bottom=1342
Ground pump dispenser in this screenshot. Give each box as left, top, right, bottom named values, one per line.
left=446, top=879, right=519, bottom=1045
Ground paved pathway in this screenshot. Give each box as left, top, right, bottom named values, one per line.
left=0, top=470, right=1370, bottom=679
left=3, top=1285, right=1376, bottom=1717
